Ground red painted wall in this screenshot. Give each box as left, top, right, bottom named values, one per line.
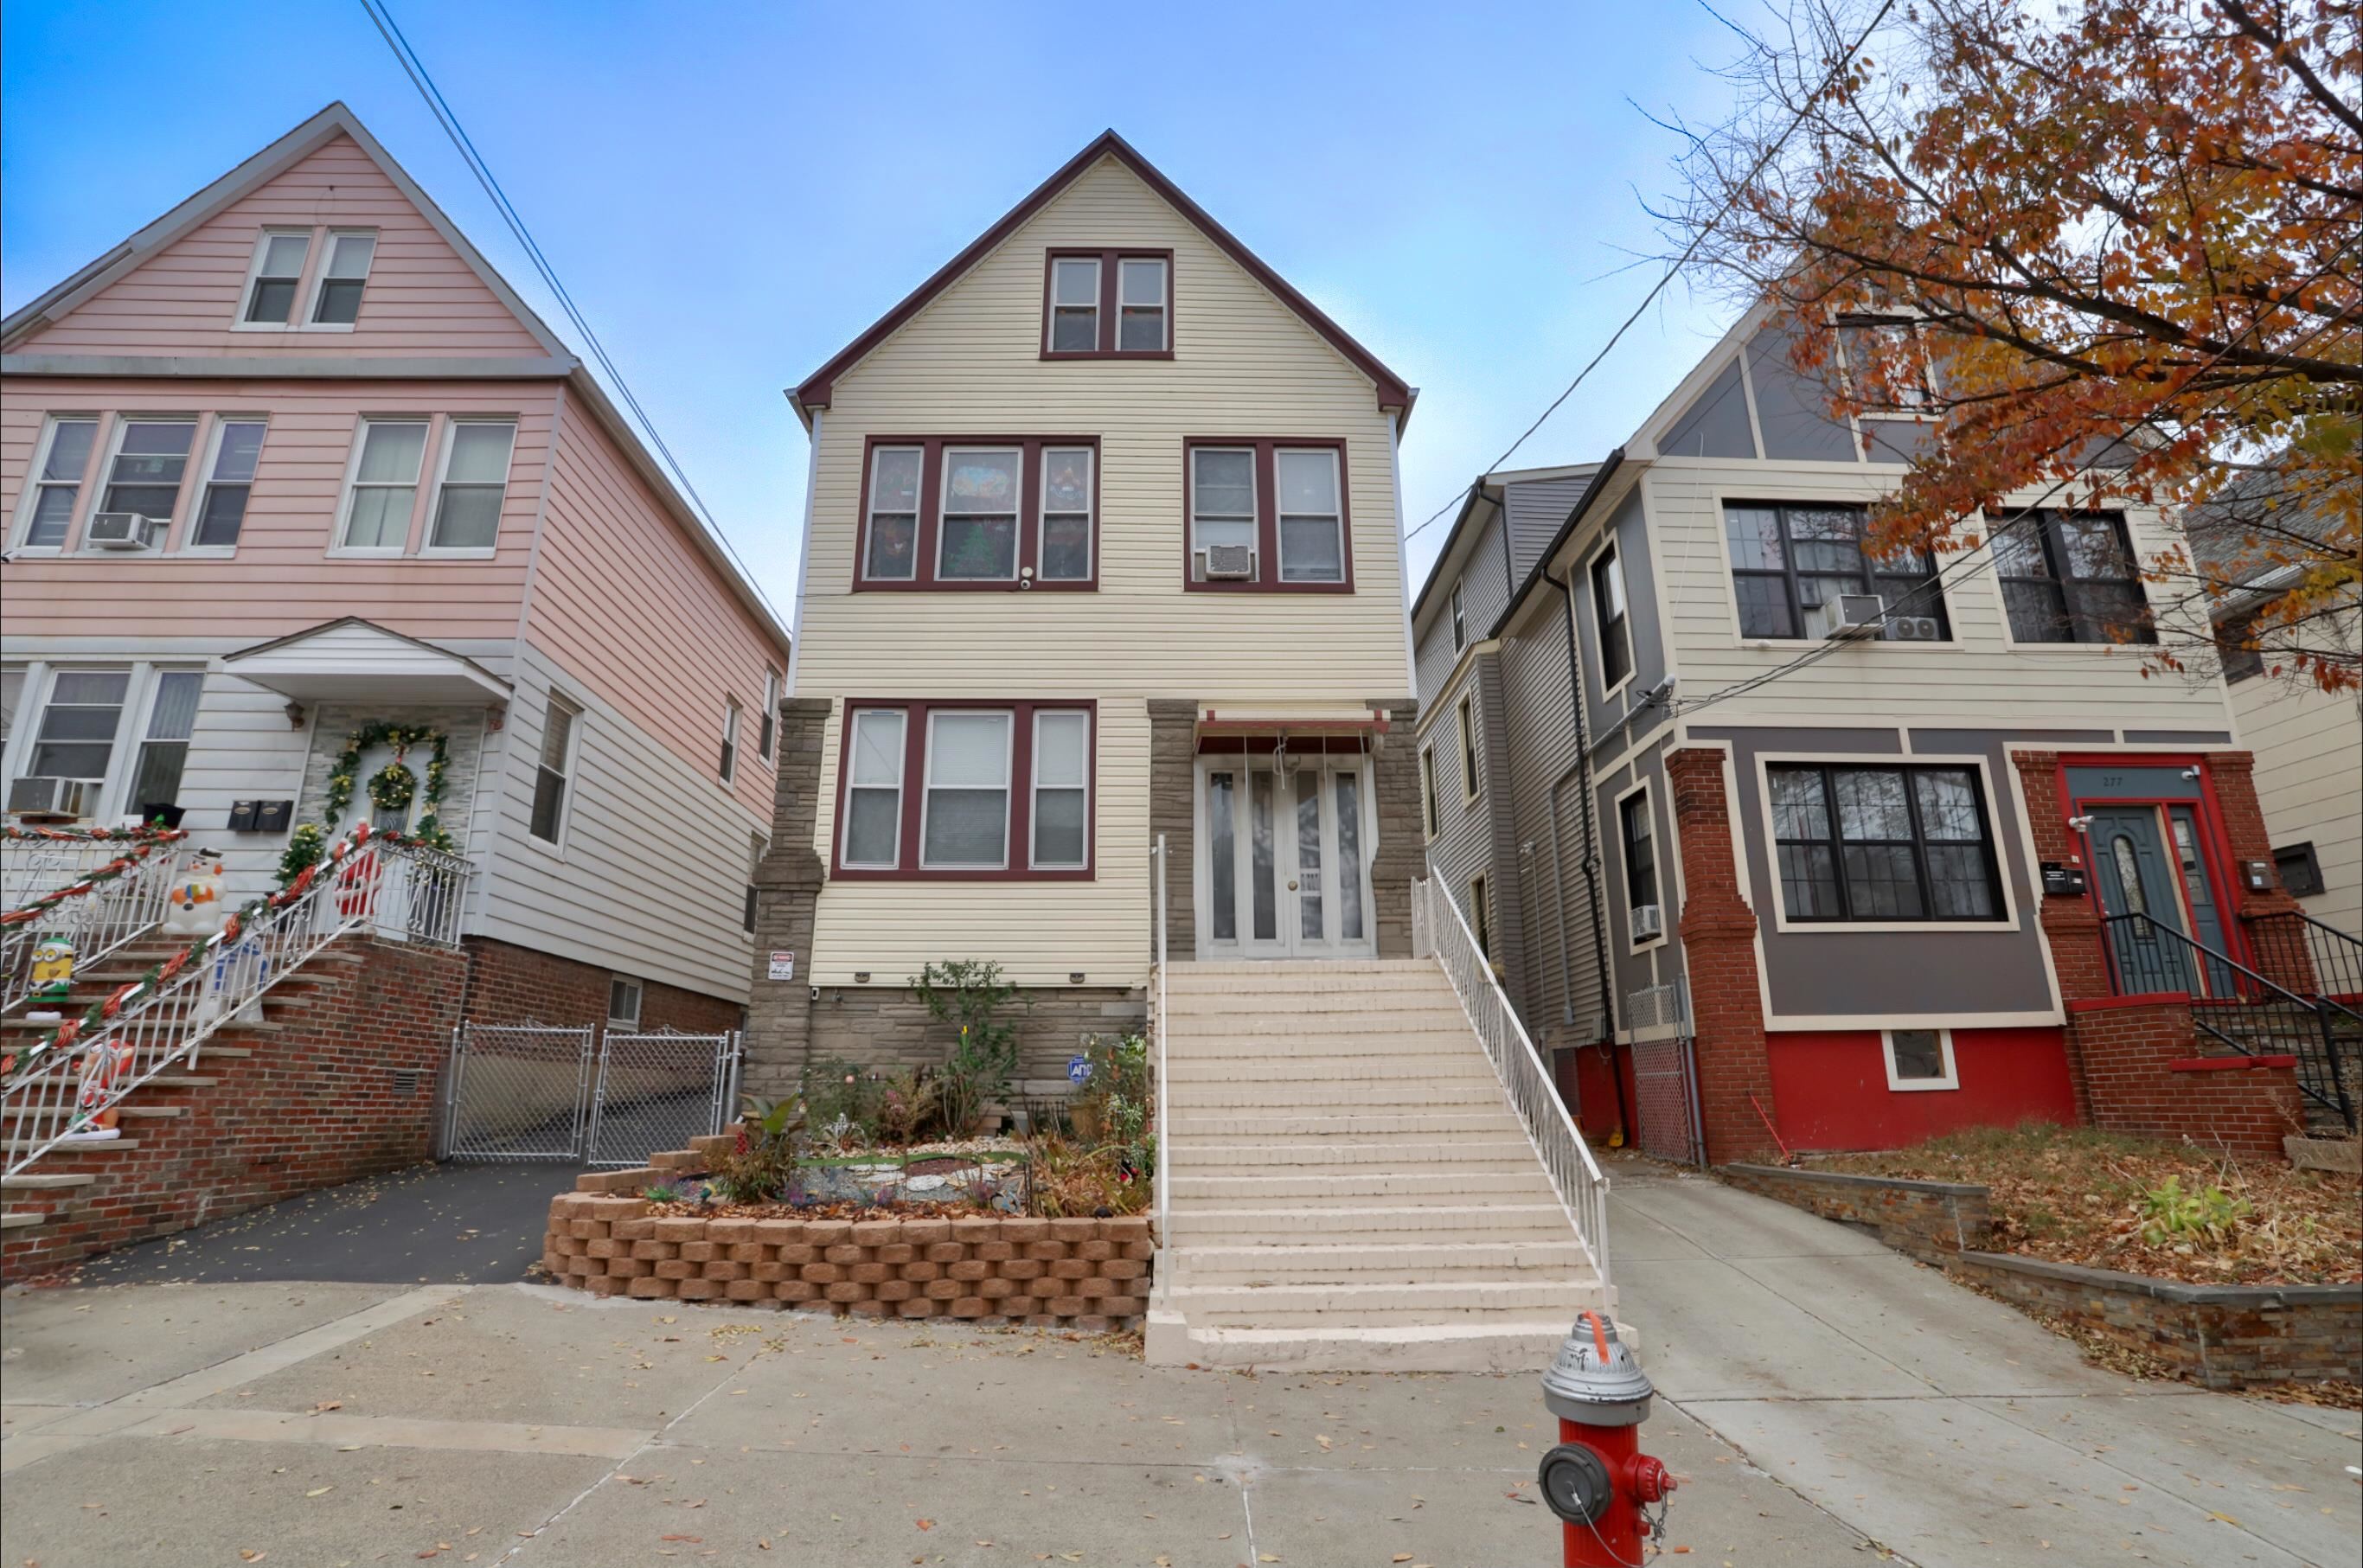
left=1559, top=1042, right=1637, bottom=1145
left=1765, top=1027, right=2079, bottom=1151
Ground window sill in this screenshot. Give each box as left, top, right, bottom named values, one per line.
left=1771, top=917, right=2019, bottom=935
left=1038, top=349, right=1175, bottom=362
left=170, top=547, right=240, bottom=560
left=1185, top=578, right=1354, bottom=595
left=855, top=578, right=1098, bottom=592
left=1735, top=636, right=1956, bottom=650
left=418, top=547, right=500, bottom=560
left=1886, top=1078, right=1961, bottom=1093
left=327, top=546, right=407, bottom=560
left=298, top=322, right=360, bottom=335
left=829, top=865, right=1097, bottom=885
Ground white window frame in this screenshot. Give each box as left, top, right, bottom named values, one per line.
left=179, top=416, right=269, bottom=555
left=1588, top=537, right=1635, bottom=699
left=12, top=664, right=138, bottom=819
left=125, top=668, right=205, bottom=817
left=607, top=976, right=644, bottom=1028
left=720, top=699, right=742, bottom=784
left=332, top=416, right=432, bottom=557
left=420, top=417, right=516, bottom=556
left=1450, top=579, right=1467, bottom=652
left=934, top=446, right=1023, bottom=582
left=527, top=690, right=583, bottom=852
left=1273, top=446, right=1344, bottom=584
left=1882, top=1027, right=1959, bottom=1091
left=233, top=228, right=315, bottom=330
left=919, top=708, right=1015, bottom=870
left=759, top=669, right=780, bottom=762
left=1036, top=445, right=1095, bottom=582
left=304, top=229, right=380, bottom=331
left=1046, top=256, right=1101, bottom=352
left=1116, top=257, right=1169, bottom=352
left=1189, top=445, right=1258, bottom=579
left=1614, top=778, right=1666, bottom=953
left=1457, top=691, right=1480, bottom=803
left=9, top=415, right=100, bottom=554
left=82, top=413, right=199, bottom=551
left=840, top=707, right=908, bottom=870
left=1028, top=708, right=1092, bottom=871
left=1419, top=744, right=1439, bottom=840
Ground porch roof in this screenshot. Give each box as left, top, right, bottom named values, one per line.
left=218, top=617, right=511, bottom=706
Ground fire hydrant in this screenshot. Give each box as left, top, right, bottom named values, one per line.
left=1538, top=1310, right=1673, bottom=1566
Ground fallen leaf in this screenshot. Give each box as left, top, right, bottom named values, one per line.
left=1395, top=1557, right=1414, bottom=1564
left=659, top=1537, right=703, bottom=1545
left=2208, top=1512, right=2240, bottom=1526
left=306, top=1486, right=334, bottom=1498
left=915, top=1520, right=934, bottom=1532
left=240, top=1554, right=268, bottom=1564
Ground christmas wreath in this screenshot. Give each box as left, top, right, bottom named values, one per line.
left=367, top=761, right=418, bottom=813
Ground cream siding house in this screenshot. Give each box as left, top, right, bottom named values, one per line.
left=1, top=104, right=789, bottom=1029
left=747, top=131, right=1422, bottom=1091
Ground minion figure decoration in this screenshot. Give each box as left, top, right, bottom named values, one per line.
left=25, top=934, right=74, bottom=1023
left=162, top=851, right=228, bottom=937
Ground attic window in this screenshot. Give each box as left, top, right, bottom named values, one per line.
left=309, top=233, right=379, bottom=326
left=242, top=232, right=312, bottom=324
left=1042, top=250, right=1172, bottom=358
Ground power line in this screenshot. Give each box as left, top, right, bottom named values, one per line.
left=1404, top=0, right=1904, bottom=554
left=355, top=0, right=789, bottom=630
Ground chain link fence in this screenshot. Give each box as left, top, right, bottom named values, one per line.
left=1625, top=981, right=1704, bottom=1167
left=441, top=1024, right=596, bottom=1161
left=587, top=1029, right=742, bottom=1168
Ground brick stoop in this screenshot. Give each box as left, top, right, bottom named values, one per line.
left=0, top=934, right=467, bottom=1281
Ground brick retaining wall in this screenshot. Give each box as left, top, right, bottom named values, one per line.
left=1720, top=1162, right=1995, bottom=1254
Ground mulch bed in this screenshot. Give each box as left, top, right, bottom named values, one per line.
left=1814, top=1123, right=2360, bottom=1287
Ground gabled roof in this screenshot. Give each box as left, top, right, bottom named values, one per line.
left=788, top=130, right=1415, bottom=428
left=221, top=617, right=513, bottom=704
left=1, top=103, right=791, bottom=656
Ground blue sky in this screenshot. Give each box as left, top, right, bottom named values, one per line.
left=2, top=0, right=1749, bottom=618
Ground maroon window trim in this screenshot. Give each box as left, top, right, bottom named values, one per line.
left=830, top=698, right=1098, bottom=882
left=1040, top=247, right=1175, bottom=360
left=854, top=436, right=1100, bottom=592
left=1181, top=436, right=1354, bottom=594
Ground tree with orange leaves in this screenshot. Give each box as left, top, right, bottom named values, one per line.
left=1660, top=0, right=2359, bottom=688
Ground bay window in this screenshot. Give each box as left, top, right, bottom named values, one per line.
left=1768, top=762, right=2003, bottom=924
left=834, top=701, right=1094, bottom=880
left=1185, top=438, right=1352, bottom=591
left=856, top=438, right=1098, bottom=590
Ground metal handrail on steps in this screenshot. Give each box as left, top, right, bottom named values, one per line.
left=1412, top=875, right=1612, bottom=1294
left=1149, top=834, right=1170, bottom=1279
left=1, top=827, right=471, bottom=1177
left=2, top=837, right=189, bottom=1015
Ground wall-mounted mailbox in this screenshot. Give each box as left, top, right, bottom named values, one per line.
left=228, top=799, right=295, bottom=833
left=2241, top=858, right=2274, bottom=893
left=2040, top=860, right=2087, bottom=897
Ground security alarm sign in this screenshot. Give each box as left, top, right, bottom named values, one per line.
left=767, top=950, right=796, bottom=981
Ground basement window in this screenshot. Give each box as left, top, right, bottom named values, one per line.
left=1883, top=1027, right=1957, bottom=1091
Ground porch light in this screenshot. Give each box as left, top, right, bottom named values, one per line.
left=283, top=701, right=307, bottom=729
left=1069, top=971, right=1085, bottom=984
left=853, top=971, right=870, bottom=984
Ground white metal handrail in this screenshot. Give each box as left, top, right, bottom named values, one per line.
left=1, top=829, right=470, bottom=1177
left=2, top=845, right=187, bottom=1015
left=1412, top=875, right=1612, bottom=1292
left=1149, top=834, right=1170, bottom=1272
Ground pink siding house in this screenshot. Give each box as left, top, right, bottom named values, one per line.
left=1, top=103, right=789, bottom=1026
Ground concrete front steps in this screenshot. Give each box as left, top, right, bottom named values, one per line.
left=1146, top=958, right=1609, bottom=1372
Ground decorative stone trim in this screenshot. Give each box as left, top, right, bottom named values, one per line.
left=543, top=1141, right=1154, bottom=1328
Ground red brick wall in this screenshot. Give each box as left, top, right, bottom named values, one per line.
left=461, top=935, right=743, bottom=1035
left=2067, top=995, right=2303, bottom=1158
left=1667, top=746, right=1782, bottom=1164
left=3, top=936, right=468, bottom=1281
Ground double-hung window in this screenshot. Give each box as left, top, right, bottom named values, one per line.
left=759, top=670, right=780, bottom=760
left=938, top=449, right=1021, bottom=581
left=310, top=232, right=378, bottom=325
left=1457, top=693, right=1479, bottom=800
left=1450, top=579, right=1467, bottom=652
left=1039, top=447, right=1094, bottom=582
left=428, top=421, right=516, bottom=550
left=836, top=702, right=1093, bottom=879
left=14, top=670, right=130, bottom=814
left=1767, top=763, right=2003, bottom=923
left=20, top=418, right=97, bottom=548
left=1723, top=502, right=1949, bottom=640
left=863, top=445, right=922, bottom=581
left=1185, top=438, right=1350, bottom=589
left=242, top=232, right=311, bottom=324
left=720, top=700, right=742, bottom=784
left=1042, top=250, right=1169, bottom=356
left=342, top=419, right=428, bottom=550
left=127, top=671, right=203, bottom=814
left=529, top=694, right=580, bottom=844
left=190, top=421, right=266, bottom=548
left=1994, top=510, right=2155, bottom=645
left=1419, top=746, right=1439, bottom=839
left=99, top=419, right=197, bottom=524
left=1621, top=789, right=1660, bottom=935
left=1590, top=542, right=1633, bottom=689
left=1835, top=313, right=1933, bottom=411
left=607, top=977, right=644, bottom=1028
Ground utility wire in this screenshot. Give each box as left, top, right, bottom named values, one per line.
left=355, top=0, right=788, bottom=628
left=1404, top=0, right=1904, bottom=554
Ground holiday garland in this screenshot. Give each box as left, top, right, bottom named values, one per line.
left=2, top=823, right=425, bottom=1085
left=279, top=722, right=453, bottom=886
left=2, top=830, right=189, bottom=927
left=3, top=824, right=184, bottom=845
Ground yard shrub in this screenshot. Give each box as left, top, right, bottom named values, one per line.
left=911, top=960, right=1026, bottom=1136
left=709, top=1092, right=810, bottom=1203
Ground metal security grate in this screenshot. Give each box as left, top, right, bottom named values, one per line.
left=442, top=1023, right=596, bottom=1161
left=586, top=1028, right=743, bottom=1168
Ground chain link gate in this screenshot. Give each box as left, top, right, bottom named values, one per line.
left=586, top=1028, right=743, bottom=1168
left=1624, top=982, right=1705, bottom=1167
left=441, top=1024, right=597, bottom=1161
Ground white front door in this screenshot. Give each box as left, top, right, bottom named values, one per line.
left=1194, top=755, right=1375, bottom=958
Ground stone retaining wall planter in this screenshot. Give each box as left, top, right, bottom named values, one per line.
left=545, top=1140, right=1153, bottom=1328
left=1719, top=1162, right=1995, bottom=1255
left=1720, top=1162, right=2361, bottom=1390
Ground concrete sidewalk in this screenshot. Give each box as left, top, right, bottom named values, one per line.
left=3, top=1277, right=1872, bottom=1567
left=1610, top=1167, right=2362, bottom=1568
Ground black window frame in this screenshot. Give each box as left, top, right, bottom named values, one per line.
left=1619, top=788, right=1661, bottom=939
left=1722, top=501, right=1950, bottom=642
left=1994, top=509, right=2157, bottom=646
left=1766, top=762, right=2008, bottom=925
left=2218, top=610, right=2264, bottom=683
left=1589, top=542, right=1634, bottom=690
left=1419, top=745, right=1439, bottom=839
left=2274, top=842, right=2324, bottom=898
left=1469, top=871, right=1492, bottom=958
left=1456, top=692, right=1480, bottom=800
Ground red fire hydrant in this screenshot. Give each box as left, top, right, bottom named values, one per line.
left=1539, top=1310, right=1673, bottom=1566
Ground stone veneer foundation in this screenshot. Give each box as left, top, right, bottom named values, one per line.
left=545, top=1136, right=1154, bottom=1328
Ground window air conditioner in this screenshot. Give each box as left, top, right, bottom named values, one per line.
left=1886, top=615, right=1942, bottom=642
left=1629, top=903, right=1664, bottom=942
left=1202, top=544, right=1255, bottom=579
left=85, top=511, right=161, bottom=550
left=1806, top=592, right=1884, bottom=640
left=6, top=777, right=93, bottom=816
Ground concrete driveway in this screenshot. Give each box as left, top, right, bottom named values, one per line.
left=1610, top=1165, right=2362, bottom=1568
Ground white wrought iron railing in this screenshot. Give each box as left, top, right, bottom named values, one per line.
left=1149, top=833, right=1171, bottom=1272
left=1412, top=875, right=1612, bottom=1292
left=2, top=838, right=189, bottom=1015
left=2, top=833, right=131, bottom=907
left=1, top=829, right=469, bottom=1178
